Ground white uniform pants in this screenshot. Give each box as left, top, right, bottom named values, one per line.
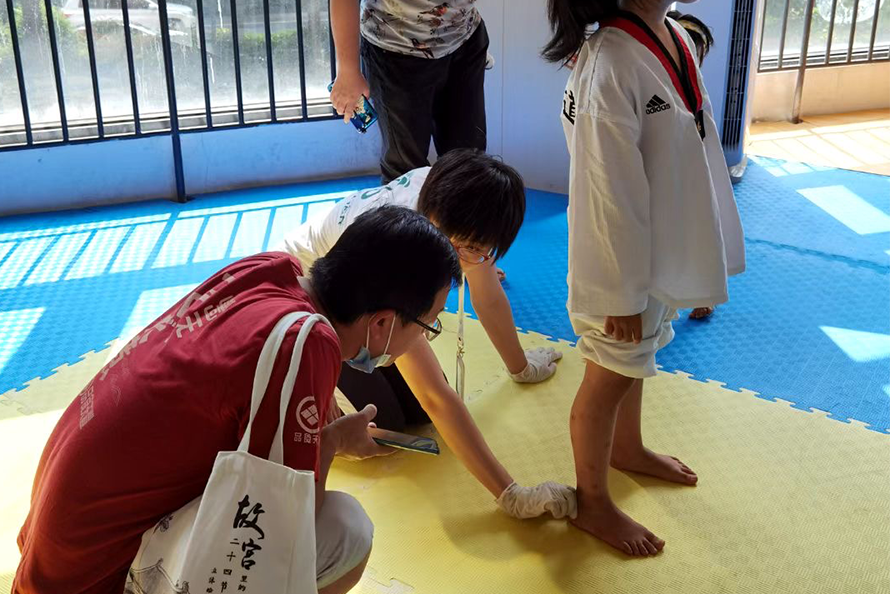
left=570, top=297, right=678, bottom=379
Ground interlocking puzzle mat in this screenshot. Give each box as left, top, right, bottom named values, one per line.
left=331, top=314, right=890, bottom=594
left=0, top=155, right=888, bottom=591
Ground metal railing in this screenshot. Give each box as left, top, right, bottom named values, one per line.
left=758, top=0, right=889, bottom=71
left=0, top=0, right=339, bottom=201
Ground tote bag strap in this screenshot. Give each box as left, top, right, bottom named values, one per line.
left=238, top=311, right=330, bottom=460
left=269, top=312, right=329, bottom=464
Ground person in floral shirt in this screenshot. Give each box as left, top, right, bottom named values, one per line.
left=330, top=0, right=488, bottom=183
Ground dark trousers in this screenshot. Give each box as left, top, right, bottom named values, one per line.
left=361, top=22, right=489, bottom=183
left=337, top=363, right=432, bottom=432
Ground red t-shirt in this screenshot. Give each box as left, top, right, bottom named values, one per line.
left=14, top=252, right=340, bottom=594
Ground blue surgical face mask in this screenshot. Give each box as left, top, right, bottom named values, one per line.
left=345, top=316, right=396, bottom=374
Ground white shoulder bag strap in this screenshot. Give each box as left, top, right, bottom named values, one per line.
left=237, top=311, right=331, bottom=464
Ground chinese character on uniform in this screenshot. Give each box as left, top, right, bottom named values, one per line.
left=563, top=90, right=576, bottom=125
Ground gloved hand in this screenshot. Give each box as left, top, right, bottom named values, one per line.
left=495, top=481, right=577, bottom=519
left=509, top=347, right=563, bottom=383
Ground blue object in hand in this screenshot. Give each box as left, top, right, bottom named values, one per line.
left=328, top=82, right=378, bottom=134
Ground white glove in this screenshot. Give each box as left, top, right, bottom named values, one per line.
left=509, top=347, right=563, bottom=383
left=496, top=481, right=578, bottom=520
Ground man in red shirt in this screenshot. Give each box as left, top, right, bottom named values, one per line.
left=14, top=206, right=461, bottom=594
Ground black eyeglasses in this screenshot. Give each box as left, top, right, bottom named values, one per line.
left=413, top=317, right=442, bottom=341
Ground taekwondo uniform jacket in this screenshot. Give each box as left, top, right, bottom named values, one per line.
left=561, top=12, right=746, bottom=318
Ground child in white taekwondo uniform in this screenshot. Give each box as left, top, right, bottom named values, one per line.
left=543, top=0, right=745, bottom=556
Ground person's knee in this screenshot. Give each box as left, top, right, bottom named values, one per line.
left=580, top=360, right=636, bottom=403
left=316, top=492, right=373, bottom=589
left=318, top=549, right=371, bottom=594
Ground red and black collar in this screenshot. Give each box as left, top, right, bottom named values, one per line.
left=601, top=11, right=705, bottom=139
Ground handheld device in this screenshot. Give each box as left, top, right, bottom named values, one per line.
left=368, top=427, right=440, bottom=456
left=456, top=272, right=466, bottom=401
left=328, top=82, right=378, bottom=134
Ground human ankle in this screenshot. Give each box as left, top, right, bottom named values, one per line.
left=575, top=488, right=614, bottom=507
left=611, top=446, right=647, bottom=463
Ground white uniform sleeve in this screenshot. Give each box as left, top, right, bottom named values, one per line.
left=567, top=113, right=651, bottom=317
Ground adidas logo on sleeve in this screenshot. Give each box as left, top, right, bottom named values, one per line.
left=645, top=95, right=671, bottom=114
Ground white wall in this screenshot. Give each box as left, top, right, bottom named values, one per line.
left=0, top=119, right=380, bottom=216
left=751, top=62, right=890, bottom=122
left=0, top=135, right=177, bottom=215
left=479, top=0, right=571, bottom=194
left=675, top=2, right=734, bottom=136
left=180, top=119, right=380, bottom=195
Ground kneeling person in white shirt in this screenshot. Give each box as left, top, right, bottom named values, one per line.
left=279, top=148, right=571, bottom=519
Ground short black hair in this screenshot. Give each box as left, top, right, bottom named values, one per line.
left=417, top=149, right=526, bottom=261
left=309, top=205, right=461, bottom=326
left=668, top=11, right=714, bottom=62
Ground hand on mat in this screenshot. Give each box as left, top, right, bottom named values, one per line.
left=604, top=313, right=643, bottom=344
left=509, top=347, right=563, bottom=383
left=330, top=69, right=370, bottom=123
left=329, top=404, right=392, bottom=461
left=496, top=481, right=578, bottom=520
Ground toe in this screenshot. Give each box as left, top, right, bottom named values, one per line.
left=672, top=456, right=694, bottom=471
left=622, top=542, right=633, bottom=555
left=646, top=532, right=665, bottom=551
left=642, top=538, right=658, bottom=555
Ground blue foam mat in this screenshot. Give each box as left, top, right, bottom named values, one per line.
left=740, top=156, right=890, bottom=267
left=0, top=176, right=377, bottom=400
left=1, top=158, right=888, bottom=433
left=448, top=157, right=890, bottom=433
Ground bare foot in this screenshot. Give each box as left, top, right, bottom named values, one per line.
left=611, top=448, right=698, bottom=485
left=571, top=496, right=664, bottom=556
left=689, top=306, right=714, bottom=320
left=496, top=267, right=506, bottom=282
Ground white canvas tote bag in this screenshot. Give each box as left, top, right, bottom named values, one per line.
left=125, top=312, right=329, bottom=594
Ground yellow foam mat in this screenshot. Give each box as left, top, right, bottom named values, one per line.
left=0, top=343, right=113, bottom=590
left=1, top=321, right=888, bottom=593
left=331, top=313, right=890, bottom=594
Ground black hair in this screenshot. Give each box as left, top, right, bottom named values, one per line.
left=309, top=205, right=461, bottom=326
left=542, top=0, right=618, bottom=65
left=417, top=148, right=525, bottom=261
left=667, top=11, right=714, bottom=62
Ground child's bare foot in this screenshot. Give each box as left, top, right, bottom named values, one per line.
left=611, top=448, right=698, bottom=485
left=689, top=306, right=714, bottom=319
left=571, top=496, right=664, bottom=556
